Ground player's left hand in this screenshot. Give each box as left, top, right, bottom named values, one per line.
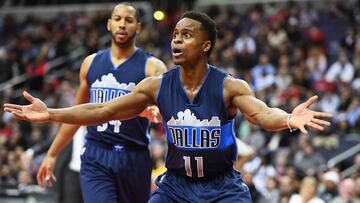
left=289, top=95, right=333, bottom=135
left=139, top=105, right=162, bottom=123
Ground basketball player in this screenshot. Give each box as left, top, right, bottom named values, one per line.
left=4, top=11, right=332, bottom=202
left=29, top=3, right=166, bottom=203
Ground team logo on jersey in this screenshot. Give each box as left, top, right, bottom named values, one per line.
left=90, top=73, right=135, bottom=103
left=167, top=109, right=221, bottom=149
left=89, top=73, right=135, bottom=133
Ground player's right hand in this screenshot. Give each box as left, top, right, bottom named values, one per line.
left=37, top=155, right=57, bottom=188
left=3, top=91, right=50, bottom=122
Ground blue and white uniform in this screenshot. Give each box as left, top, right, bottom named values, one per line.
left=149, top=66, right=252, bottom=203
left=80, top=48, right=152, bottom=203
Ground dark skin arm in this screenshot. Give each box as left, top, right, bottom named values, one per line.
left=224, top=76, right=332, bottom=134
left=4, top=76, right=161, bottom=126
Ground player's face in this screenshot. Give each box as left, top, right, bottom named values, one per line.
left=171, top=18, right=210, bottom=65
left=107, top=5, right=140, bottom=47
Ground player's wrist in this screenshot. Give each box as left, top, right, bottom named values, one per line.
left=286, top=114, right=297, bottom=132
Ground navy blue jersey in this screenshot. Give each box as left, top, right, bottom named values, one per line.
left=86, top=48, right=151, bottom=147
left=157, top=66, right=237, bottom=180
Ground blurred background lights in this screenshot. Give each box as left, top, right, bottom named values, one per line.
left=153, top=10, right=165, bottom=21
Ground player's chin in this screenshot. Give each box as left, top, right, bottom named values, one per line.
left=172, top=57, right=185, bottom=65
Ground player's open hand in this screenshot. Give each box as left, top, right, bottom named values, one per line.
left=289, top=95, right=333, bottom=135
left=3, top=91, right=50, bottom=122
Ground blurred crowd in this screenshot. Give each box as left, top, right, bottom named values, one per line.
left=0, top=0, right=360, bottom=203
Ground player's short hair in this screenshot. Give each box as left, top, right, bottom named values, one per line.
left=111, top=2, right=141, bottom=22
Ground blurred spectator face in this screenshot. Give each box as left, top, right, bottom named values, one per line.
left=266, top=177, right=278, bottom=191
left=293, top=48, right=304, bottom=61
left=17, top=170, right=32, bottom=185
left=299, top=176, right=318, bottom=200
left=323, top=171, right=340, bottom=192
left=339, top=54, right=348, bottom=64
left=259, top=54, right=269, bottom=65
left=303, top=144, right=314, bottom=156
left=275, top=152, right=287, bottom=168
left=30, top=127, right=41, bottom=143
left=240, top=31, right=248, bottom=39
left=354, top=176, right=360, bottom=198
left=286, top=165, right=297, bottom=179
left=279, top=55, right=289, bottom=67
left=279, top=175, right=294, bottom=195
left=355, top=153, right=360, bottom=170
left=107, top=4, right=140, bottom=46
left=339, top=179, right=355, bottom=200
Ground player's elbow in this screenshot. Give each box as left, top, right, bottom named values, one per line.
left=98, top=105, right=115, bottom=122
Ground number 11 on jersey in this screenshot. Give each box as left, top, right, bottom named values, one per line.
left=183, top=156, right=204, bottom=178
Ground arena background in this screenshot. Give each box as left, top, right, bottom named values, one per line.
left=0, top=0, right=359, bottom=202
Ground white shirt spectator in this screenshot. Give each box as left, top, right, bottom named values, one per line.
left=325, top=61, right=355, bottom=83
left=289, top=194, right=325, bottom=203
left=319, top=93, right=340, bottom=115
left=234, top=33, right=256, bottom=54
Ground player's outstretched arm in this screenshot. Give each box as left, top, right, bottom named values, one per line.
left=4, top=77, right=158, bottom=125
left=225, top=76, right=332, bottom=134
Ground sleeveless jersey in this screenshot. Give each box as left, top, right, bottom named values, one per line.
left=86, top=48, right=151, bottom=147
left=157, top=66, right=238, bottom=180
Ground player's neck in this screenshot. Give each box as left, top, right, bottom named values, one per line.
left=111, top=43, right=136, bottom=60
left=180, top=61, right=209, bottom=90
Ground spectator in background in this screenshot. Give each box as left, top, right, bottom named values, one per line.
left=320, top=171, right=340, bottom=203
left=279, top=175, right=298, bottom=203
left=318, top=90, right=340, bottom=115
left=244, top=149, right=276, bottom=197
left=234, top=31, right=256, bottom=72
left=289, top=176, right=325, bottom=203
left=251, top=53, right=276, bottom=91
left=267, top=21, right=288, bottom=50
left=258, top=176, right=280, bottom=203
left=306, top=46, right=327, bottom=82
left=294, top=136, right=326, bottom=176
left=325, top=52, right=355, bottom=84
left=330, top=178, right=356, bottom=203
left=149, top=139, right=166, bottom=193
left=354, top=175, right=360, bottom=202
left=340, top=27, right=356, bottom=58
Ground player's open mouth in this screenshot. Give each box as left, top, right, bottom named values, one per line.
left=172, top=48, right=183, bottom=56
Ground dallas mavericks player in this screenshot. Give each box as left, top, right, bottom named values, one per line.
left=5, top=11, right=332, bottom=203
left=35, top=3, right=166, bottom=203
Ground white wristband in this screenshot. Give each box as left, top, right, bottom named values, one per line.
left=287, top=114, right=296, bottom=132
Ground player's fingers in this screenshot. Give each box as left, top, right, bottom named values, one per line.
left=298, top=125, right=308, bottom=135
left=312, top=118, right=331, bottom=126
left=307, top=122, right=324, bottom=131
left=303, top=95, right=318, bottom=108
left=11, top=111, right=26, bottom=120
left=3, top=103, right=23, bottom=111
left=37, top=168, right=45, bottom=187
left=23, top=91, right=35, bottom=103
left=315, top=112, right=333, bottom=118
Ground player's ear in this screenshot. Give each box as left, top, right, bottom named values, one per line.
left=107, top=19, right=111, bottom=31
left=203, top=41, right=212, bottom=53
left=136, top=22, right=141, bottom=34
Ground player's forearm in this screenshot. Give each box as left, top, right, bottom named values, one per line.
left=48, top=103, right=113, bottom=125
left=47, top=124, right=80, bottom=157
left=253, top=108, right=289, bottom=131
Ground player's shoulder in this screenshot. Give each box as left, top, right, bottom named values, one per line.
left=145, top=56, right=168, bottom=76
left=84, top=53, right=97, bottom=62
left=224, top=74, right=252, bottom=95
